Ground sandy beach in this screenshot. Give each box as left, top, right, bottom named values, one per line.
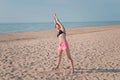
left=0, top=25, right=120, bottom=80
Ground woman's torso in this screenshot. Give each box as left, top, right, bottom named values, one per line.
left=57, top=30, right=67, bottom=43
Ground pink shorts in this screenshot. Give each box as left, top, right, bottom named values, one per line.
left=58, top=41, right=69, bottom=51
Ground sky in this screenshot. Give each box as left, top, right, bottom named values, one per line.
left=0, top=0, right=120, bottom=23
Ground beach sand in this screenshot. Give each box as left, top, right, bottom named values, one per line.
left=0, top=25, right=120, bottom=80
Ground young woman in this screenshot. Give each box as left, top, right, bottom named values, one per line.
left=54, top=14, right=74, bottom=73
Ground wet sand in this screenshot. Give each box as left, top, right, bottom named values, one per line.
left=0, top=25, right=120, bottom=80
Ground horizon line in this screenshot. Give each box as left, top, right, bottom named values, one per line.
left=0, top=21, right=120, bottom=24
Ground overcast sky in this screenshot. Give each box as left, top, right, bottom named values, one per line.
left=0, top=0, right=120, bottom=23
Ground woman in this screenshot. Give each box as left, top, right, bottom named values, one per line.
left=54, top=14, right=74, bottom=73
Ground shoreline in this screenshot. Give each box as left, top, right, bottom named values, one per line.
left=0, top=25, right=120, bottom=42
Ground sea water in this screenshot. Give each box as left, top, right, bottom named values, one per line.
left=0, top=21, right=120, bottom=34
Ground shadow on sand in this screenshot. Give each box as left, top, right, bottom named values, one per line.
left=75, top=68, right=120, bottom=74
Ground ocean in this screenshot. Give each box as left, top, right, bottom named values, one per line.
left=0, top=21, right=120, bottom=34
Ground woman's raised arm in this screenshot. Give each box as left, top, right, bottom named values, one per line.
left=54, top=14, right=66, bottom=33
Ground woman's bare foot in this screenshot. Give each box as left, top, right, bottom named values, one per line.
left=52, top=66, right=59, bottom=70
left=72, top=69, right=74, bottom=73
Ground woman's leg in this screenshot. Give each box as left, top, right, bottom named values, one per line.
left=55, top=50, right=63, bottom=69
left=65, top=48, right=74, bottom=73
